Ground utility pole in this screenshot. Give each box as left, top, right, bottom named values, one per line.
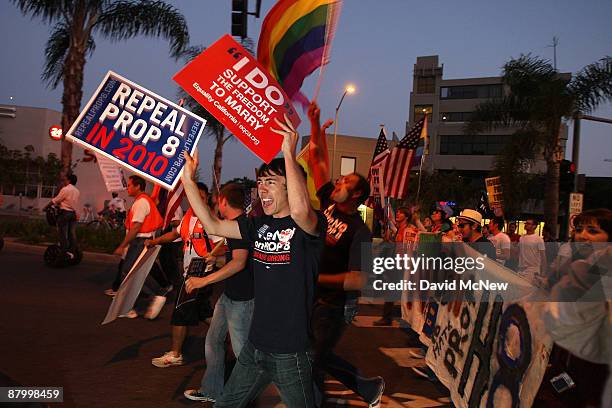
left=548, top=36, right=559, bottom=70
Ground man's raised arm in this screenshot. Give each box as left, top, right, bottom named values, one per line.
left=180, top=150, right=242, bottom=239
left=308, top=102, right=333, bottom=190
left=272, top=115, right=320, bottom=236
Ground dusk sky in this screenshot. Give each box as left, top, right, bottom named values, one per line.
left=1, top=0, right=611, bottom=186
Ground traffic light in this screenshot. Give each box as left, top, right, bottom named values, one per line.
left=231, top=0, right=248, bottom=38
left=559, top=159, right=575, bottom=193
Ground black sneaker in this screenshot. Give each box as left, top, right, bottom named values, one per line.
left=368, top=376, right=385, bottom=408
left=184, top=389, right=215, bottom=402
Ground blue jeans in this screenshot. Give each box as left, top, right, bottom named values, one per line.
left=199, top=294, right=254, bottom=400
left=215, top=341, right=314, bottom=408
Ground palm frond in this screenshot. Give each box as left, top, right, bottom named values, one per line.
left=465, top=96, right=530, bottom=134
left=176, top=45, right=205, bottom=62
left=11, top=0, right=67, bottom=23
left=42, top=22, right=96, bottom=89
left=503, top=54, right=557, bottom=96
left=95, top=0, right=189, bottom=58
left=570, top=56, right=612, bottom=114
left=41, top=22, right=69, bottom=88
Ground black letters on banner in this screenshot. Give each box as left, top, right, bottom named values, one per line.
left=486, top=304, right=531, bottom=408
left=458, top=291, right=504, bottom=407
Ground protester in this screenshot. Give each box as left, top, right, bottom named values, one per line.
left=507, top=221, right=520, bottom=242
left=456, top=209, right=496, bottom=259
left=430, top=205, right=452, bottom=234
left=518, top=217, right=546, bottom=286
left=375, top=207, right=422, bottom=326
left=488, top=216, right=511, bottom=264
left=504, top=221, right=520, bottom=270
left=543, top=224, right=561, bottom=269
left=183, top=183, right=254, bottom=403
left=109, top=175, right=166, bottom=319
left=308, top=101, right=384, bottom=408
left=157, top=203, right=185, bottom=289
left=45, top=173, right=80, bottom=259
left=145, top=182, right=219, bottom=368
left=538, top=208, right=612, bottom=407
left=481, top=224, right=491, bottom=239
left=180, top=115, right=326, bottom=408
left=108, top=192, right=126, bottom=223
left=422, top=216, right=432, bottom=231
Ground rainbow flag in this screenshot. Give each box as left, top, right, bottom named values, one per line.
left=257, top=0, right=342, bottom=109
left=296, top=145, right=320, bottom=210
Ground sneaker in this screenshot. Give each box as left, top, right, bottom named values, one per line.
left=183, top=389, right=215, bottom=402
left=104, top=288, right=117, bottom=297
left=144, top=295, right=166, bottom=320
left=368, top=376, right=385, bottom=408
left=372, top=317, right=392, bottom=326
left=407, top=348, right=426, bottom=359
left=152, top=351, right=184, bottom=368
left=411, top=366, right=437, bottom=381
left=118, top=309, right=138, bottom=319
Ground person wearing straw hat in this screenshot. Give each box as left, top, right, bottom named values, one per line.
left=456, top=209, right=496, bottom=259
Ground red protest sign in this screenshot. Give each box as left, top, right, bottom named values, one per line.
left=173, top=34, right=301, bottom=163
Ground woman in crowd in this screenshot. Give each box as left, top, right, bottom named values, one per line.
left=537, top=208, right=611, bottom=407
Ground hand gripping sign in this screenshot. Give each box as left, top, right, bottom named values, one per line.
left=173, top=34, right=300, bottom=163
left=65, top=71, right=206, bottom=190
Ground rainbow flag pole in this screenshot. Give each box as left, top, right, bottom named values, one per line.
left=257, top=0, right=343, bottom=109
left=312, top=1, right=342, bottom=101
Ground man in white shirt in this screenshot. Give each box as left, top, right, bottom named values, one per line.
left=47, top=173, right=80, bottom=258
left=518, top=217, right=546, bottom=285
left=488, top=216, right=511, bottom=264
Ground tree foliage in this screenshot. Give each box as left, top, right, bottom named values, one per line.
left=467, top=54, right=612, bottom=236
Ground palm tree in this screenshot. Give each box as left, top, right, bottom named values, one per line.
left=12, top=0, right=189, bottom=182
left=468, top=55, right=612, bottom=237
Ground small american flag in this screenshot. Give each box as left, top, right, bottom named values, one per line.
left=371, top=127, right=390, bottom=167
left=367, top=127, right=390, bottom=207
left=384, top=115, right=427, bottom=199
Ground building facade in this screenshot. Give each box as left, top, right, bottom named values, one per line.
left=408, top=55, right=568, bottom=178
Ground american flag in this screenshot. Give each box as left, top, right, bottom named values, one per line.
left=383, top=115, right=427, bottom=199
left=367, top=127, right=390, bottom=207
left=371, top=127, right=390, bottom=167
left=154, top=182, right=186, bottom=230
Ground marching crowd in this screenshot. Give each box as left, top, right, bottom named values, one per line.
left=47, top=101, right=611, bottom=407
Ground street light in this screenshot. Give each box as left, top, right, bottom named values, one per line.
left=332, top=84, right=355, bottom=178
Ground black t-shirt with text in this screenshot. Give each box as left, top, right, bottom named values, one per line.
left=238, top=212, right=326, bottom=353
left=316, top=183, right=372, bottom=306
left=223, top=214, right=254, bottom=301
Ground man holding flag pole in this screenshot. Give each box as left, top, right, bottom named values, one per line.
left=308, top=102, right=385, bottom=408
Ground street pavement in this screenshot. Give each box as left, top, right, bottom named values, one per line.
left=0, top=242, right=450, bottom=408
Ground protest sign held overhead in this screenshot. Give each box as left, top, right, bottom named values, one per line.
left=173, top=34, right=301, bottom=164
left=65, top=71, right=206, bottom=191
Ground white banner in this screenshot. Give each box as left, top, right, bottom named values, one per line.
left=96, top=153, right=127, bottom=192
left=415, top=245, right=552, bottom=408
left=102, top=246, right=161, bottom=325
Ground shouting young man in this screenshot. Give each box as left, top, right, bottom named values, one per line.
left=180, top=115, right=326, bottom=408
